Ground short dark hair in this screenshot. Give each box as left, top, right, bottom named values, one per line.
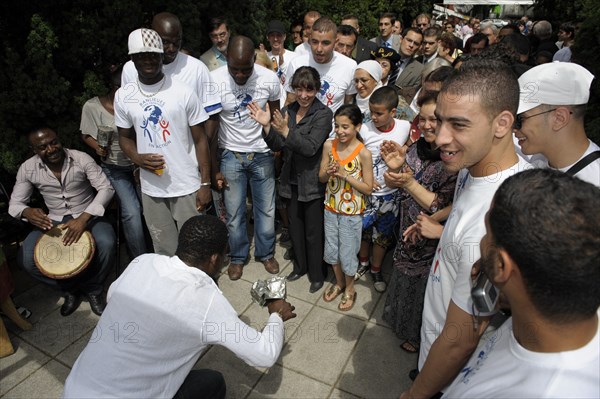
left=469, top=32, right=489, bottom=48
left=369, top=86, right=399, bottom=110
left=499, top=24, right=520, bottom=35
left=424, top=65, right=454, bottom=85
left=489, top=169, right=600, bottom=322
left=379, top=12, right=396, bottom=24
left=402, top=27, right=424, bottom=39
left=559, top=22, right=576, bottom=37
left=291, top=66, right=321, bottom=92
left=416, top=89, right=439, bottom=108
left=423, top=26, right=442, bottom=40
left=442, top=58, right=519, bottom=120
left=337, top=24, right=358, bottom=40
left=439, top=32, right=457, bottom=54
left=312, top=17, right=337, bottom=35
left=334, top=103, right=363, bottom=127
left=175, top=215, right=229, bottom=266
left=208, top=17, right=228, bottom=33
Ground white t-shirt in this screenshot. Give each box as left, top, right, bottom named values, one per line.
left=419, top=156, right=531, bottom=372
left=294, top=41, right=311, bottom=55
left=443, top=311, right=600, bottom=398
left=285, top=51, right=357, bottom=115
left=211, top=64, right=281, bottom=153
left=114, top=76, right=208, bottom=197
left=360, top=119, right=410, bottom=196
left=63, top=254, right=284, bottom=398
left=267, top=49, right=299, bottom=105
left=558, top=140, right=600, bottom=187
left=122, top=52, right=222, bottom=116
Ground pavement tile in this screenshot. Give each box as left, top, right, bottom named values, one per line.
left=55, top=330, right=93, bottom=368
left=0, top=336, right=51, bottom=396
left=11, top=284, right=62, bottom=325
left=217, top=277, right=254, bottom=315
left=194, top=345, right=265, bottom=399
left=2, top=359, right=70, bottom=398
left=248, top=364, right=331, bottom=398
left=337, top=322, right=417, bottom=398
left=17, top=305, right=98, bottom=357
left=279, top=306, right=365, bottom=384
left=317, top=278, right=383, bottom=321
left=329, top=388, right=361, bottom=398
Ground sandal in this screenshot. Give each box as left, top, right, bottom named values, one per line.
left=400, top=341, right=419, bottom=353
left=323, top=285, right=345, bottom=303
left=338, top=291, right=357, bottom=311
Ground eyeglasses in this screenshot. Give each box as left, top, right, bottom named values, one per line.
left=514, top=108, right=571, bottom=129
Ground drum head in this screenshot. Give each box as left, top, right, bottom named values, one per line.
left=34, top=227, right=95, bottom=279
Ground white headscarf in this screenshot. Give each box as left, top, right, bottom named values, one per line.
left=355, top=60, right=383, bottom=116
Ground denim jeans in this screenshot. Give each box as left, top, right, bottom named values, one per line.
left=101, top=164, right=147, bottom=258
left=19, top=216, right=116, bottom=295
left=220, top=150, right=276, bottom=264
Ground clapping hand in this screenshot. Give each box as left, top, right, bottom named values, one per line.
left=248, top=102, right=271, bottom=127
left=271, top=109, right=289, bottom=137
left=380, top=140, right=407, bottom=171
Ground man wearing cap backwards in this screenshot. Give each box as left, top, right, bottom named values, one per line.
left=266, top=19, right=298, bottom=105
left=116, top=28, right=212, bottom=256
left=401, top=59, right=531, bottom=399
left=515, top=62, right=599, bottom=187
left=210, top=36, right=281, bottom=280
left=284, top=17, right=357, bottom=121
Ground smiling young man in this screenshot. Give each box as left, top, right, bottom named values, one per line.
left=266, top=19, right=298, bottom=105
left=515, top=62, right=599, bottom=187
left=401, top=59, right=531, bottom=399
left=285, top=17, right=357, bottom=123
left=116, top=28, right=212, bottom=256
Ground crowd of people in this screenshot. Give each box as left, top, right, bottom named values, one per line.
left=5, top=8, right=599, bottom=398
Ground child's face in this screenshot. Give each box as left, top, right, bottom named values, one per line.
left=334, top=115, right=360, bottom=143
left=369, top=103, right=396, bottom=130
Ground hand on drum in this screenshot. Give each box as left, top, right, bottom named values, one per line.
left=60, top=216, right=89, bottom=246
left=23, top=208, right=53, bottom=231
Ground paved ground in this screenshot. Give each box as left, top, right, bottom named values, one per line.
left=1, top=238, right=416, bottom=398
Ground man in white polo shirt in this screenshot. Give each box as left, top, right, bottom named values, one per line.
left=116, top=28, right=212, bottom=256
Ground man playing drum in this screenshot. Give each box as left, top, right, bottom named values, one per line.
left=9, top=127, right=116, bottom=316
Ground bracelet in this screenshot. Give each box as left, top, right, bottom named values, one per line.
left=200, top=182, right=211, bottom=187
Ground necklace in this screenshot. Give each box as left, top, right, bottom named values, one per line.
left=137, top=76, right=166, bottom=98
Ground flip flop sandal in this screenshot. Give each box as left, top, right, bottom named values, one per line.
left=323, top=285, right=344, bottom=303
left=400, top=341, right=419, bottom=353
left=338, top=291, right=357, bottom=311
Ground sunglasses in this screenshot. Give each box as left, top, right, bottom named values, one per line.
left=514, top=108, right=556, bottom=130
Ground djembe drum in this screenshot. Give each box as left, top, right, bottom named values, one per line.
left=34, top=227, right=95, bottom=279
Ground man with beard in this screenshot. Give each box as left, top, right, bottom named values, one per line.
left=9, top=128, right=115, bottom=316
left=200, top=17, right=231, bottom=71
left=443, top=169, right=600, bottom=398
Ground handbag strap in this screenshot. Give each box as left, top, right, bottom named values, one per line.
left=566, top=151, right=600, bottom=176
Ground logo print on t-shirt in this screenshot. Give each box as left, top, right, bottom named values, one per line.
left=319, top=80, right=335, bottom=107
left=141, top=105, right=171, bottom=144
left=233, top=93, right=253, bottom=121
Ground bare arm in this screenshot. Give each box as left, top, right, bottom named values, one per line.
left=118, top=127, right=164, bottom=172
left=82, top=135, right=107, bottom=157
left=402, top=301, right=491, bottom=399
left=190, top=123, right=212, bottom=208
left=318, top=140, right=333, bottom=184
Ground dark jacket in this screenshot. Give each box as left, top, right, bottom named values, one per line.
left=262, top=99, right=333, bottom=202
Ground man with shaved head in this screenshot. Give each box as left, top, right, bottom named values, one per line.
left=295, top=10, right=321, bottom=55
left=210, top=36, right=282, bottom=280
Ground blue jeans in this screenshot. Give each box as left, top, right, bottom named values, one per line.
left=19, top=216, right=116, bottom=295
left=220, top=150, right=276, bottom=264
left=101, top=164, right=147, bottom=258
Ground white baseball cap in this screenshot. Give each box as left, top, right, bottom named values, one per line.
left=517, top=61, right=595, bottom=114
left=128, top=28, right=163, bottom=55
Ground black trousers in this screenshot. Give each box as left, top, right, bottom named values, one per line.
left=288, top=186, right=325, bottom=283
left=173, top=369, right=226, bottom=399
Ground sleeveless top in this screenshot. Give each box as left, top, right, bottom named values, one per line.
left=324, top=139, right=366, bottom=215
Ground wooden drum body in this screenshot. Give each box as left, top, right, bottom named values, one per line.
left=34, top=228, right=95, bottom=279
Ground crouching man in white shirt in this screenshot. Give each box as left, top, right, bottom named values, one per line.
left=443, top=169, right=600, bottom=398
left=63, top=215, right=296, bottom=398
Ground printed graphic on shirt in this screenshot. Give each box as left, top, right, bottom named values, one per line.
left=233, top=92, right=253, bottom=122
left=457, top=329, right=499, bottom=384
left=319, top=77, right=336, bottom=108
left=139, top=98, right=172, bottom=148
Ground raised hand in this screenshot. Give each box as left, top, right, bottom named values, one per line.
left=381, top=140, right=407, bottom=171
left=271, top=109, right=289, bottom=136
left=248, top=102, right=271, bottom=127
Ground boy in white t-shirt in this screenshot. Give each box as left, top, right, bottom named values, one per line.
left=357, top=87, right=410, bottom=292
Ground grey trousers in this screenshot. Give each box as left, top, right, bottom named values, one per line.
left=142, top=192, right=200, bottom=256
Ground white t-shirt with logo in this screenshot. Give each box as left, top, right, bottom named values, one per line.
left=419, top=156, right=531, bottom=372
left=122, top=52, right=222, bottom=116
left=114, top=76, right=208, bottom=198
left=360, top=119, right=410, bottom=196
left=267, top=49, right=298, bottom=105
left=211, top=64, right=281, bottom=153
left=443, top=311, right=600, bottom=398
left=285, top=51, right=357, bottom=115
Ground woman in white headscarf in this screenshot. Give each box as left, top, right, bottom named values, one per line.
left=353, top=60, right=382, bottom=123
